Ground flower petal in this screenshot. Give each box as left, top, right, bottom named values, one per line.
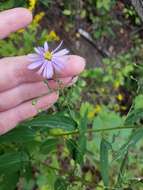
left=34, top=47, right=44, bottom=55
left=52, top=57, right=66, bottom=71
left=52, top=41, right=63, bottom=53
left=44, top=42, right=49, bottom=52
left=53, top=49, right=69, bottom=57
left=28, top=53, right=39, bottom=59
left=46, top=61, right=54, bottom=79
left=37, top=60, right=53, bottom=79
left=28, top=60, right=44, bottom=70
left=43, top=65, right=47, bottom=78
left=37, top=60, right=47, bottom=75
left=37, top=47, right=45, bottom=54
left=28, top=58, right=44, bottom=62
left=28, top=54, right=44, bottom=63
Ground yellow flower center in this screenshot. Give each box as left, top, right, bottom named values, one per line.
left=44, top=51, right=52, bottom=60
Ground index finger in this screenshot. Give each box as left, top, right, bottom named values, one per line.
left=0, top=8, right=32, bottom=39
left=0, top=55, right=85, bottom=92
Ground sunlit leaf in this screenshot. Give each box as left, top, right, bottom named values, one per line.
left=100, top=138, right=111, bottom=187
left=93, top=108, right=124, bottom=129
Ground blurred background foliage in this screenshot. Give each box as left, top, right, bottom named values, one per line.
left=1, top=0, right=143, bottom=190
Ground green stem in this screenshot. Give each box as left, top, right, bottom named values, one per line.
left=50, top=126, right=135, bottom=137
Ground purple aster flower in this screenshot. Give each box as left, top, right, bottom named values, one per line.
left=28, top=41, right=69, bottom=79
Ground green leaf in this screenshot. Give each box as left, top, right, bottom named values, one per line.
left=93, top=107, right=125, bottom=150
left=37, top=168, right=57, bottom=189
left=22, top=179, right=35, bottom=190
left=66, top=139, right=78, bottom=161
left=115, top=152, right=128, bottom=188
left=0, top=126, right=36, bottom=143
left=0, top=0, right=15, bottom=11
left=0, top=172, right=19, bottom=190
left=54, top=178, right=68, bottom=190
left=39, top=0, right=52, bottom=7
left=100, top=138, right=110, bottom=187
left=0, top=0, right=25, bottom=11
left=93, top=108, right=124, bottom=129
left=134, top=95, right=143, bottom=110
left=114, top=128, right=143, bottom=160
left=21, top=113, right=77, bottom=131
left=80, top=102, right=94, bottom=117
left=82, top=68, right=104, bottom=79
left=0, top=152, right=29, bottom=174
left=40, top=138, right=60, bottom=154
left=66, top=112, right=87, bottom=165
left=125, top=108, right=143, bottom=125
left=22, top=162, right=33, bottom=183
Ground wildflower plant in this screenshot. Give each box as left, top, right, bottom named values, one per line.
left=1, top=1, right=143, bottom=190
left=28, top=41, right=69, bottom=79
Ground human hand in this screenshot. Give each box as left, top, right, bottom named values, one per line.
left=0, top=8, right=85, bottom=135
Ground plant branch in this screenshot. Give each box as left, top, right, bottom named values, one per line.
left=50, top=126, right=136, bottom=137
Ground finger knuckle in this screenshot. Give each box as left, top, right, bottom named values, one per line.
left=16, top=85, right=27, bottom=103
left=14, top=66, right=25, bottom=85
